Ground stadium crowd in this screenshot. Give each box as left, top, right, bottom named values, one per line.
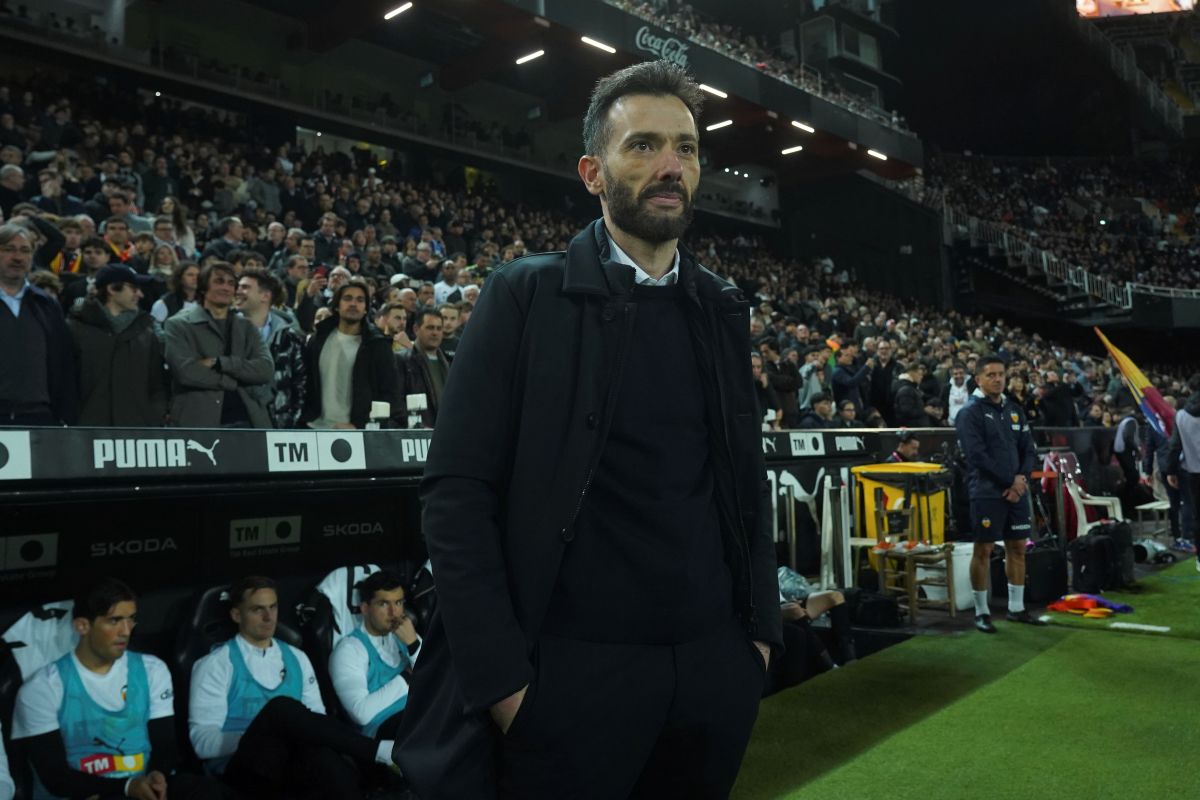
left=0, top=75, right=1194, bottom=435
left=605, top=0, right=911, bottom=132
left=929, top=152, right=1200, bottom=289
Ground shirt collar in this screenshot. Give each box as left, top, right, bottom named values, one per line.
left=3, top=280, right=30, bottom=302
left=606, top=229, right=679, bottom=286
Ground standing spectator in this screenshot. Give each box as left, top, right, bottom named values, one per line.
left=151, top=260, right=199, bottom=323
left=247, top=167, right=282, bottom=216
left=31, top=170, right=84, bottom=216
left=832, top=344, right=872, bottom=415
left=303, top=278, right=402, bottom=429
left=100, top=216, right=135, bottom=264
left=1112, top=403, right=1142, bottom=516
left=106, top=190, right=153, bottom=233
left=797, top=344, right=829, bottom=411
left=141, top=156, right=177, bottom=214
left=43, top=217, right=84, bottom=275
left=159, top=195, right=197, bottom=256
left=201, top=216, right=244, bottom=262
left=0, top=224, right=77, bottom=425
left=313, top=213, right=341, bottom=266
left=58, top=236, right=111, bottom=310
left=760, top=338, right=799, bottom=428
left=438, top=303, right=461, bottom=361
left=431, top=259, right=459, bottom=305
left=1007, top=374, right=1038, bottom=424
left=397, top=309, right=450, bottom=429
left=374, top=302, right=412, bottom=353
left=1037, top=370, right=1078, bottom=427
left=892, top=361, right=932, bottom=427
left=235, top=268, right=307, bottom=428
left=164, top=261, right=273, bottom=428
left=836, top=399, right=859, bottom=428
left=67, top=264, right=166, bottom=427
left=869, top=339, right=901, bottom=421
left=941, top=361, right=974, bottom=424
left=0, top=164, right=25, bottom=218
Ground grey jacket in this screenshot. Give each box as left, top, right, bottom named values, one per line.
left=1167, top=393, right=1200, bottom=476
left=164, top=304, right=273, bottom=428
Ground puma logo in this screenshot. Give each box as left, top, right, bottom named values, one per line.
left=186, top=439, right=220, bottom=466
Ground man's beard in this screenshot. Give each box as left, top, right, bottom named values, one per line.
left=602, top=166, right=693, bottom=244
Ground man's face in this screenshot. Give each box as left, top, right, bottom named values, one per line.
left=320, top=216, right=336, bottom=236
left=0, top=234, right=34, bottom=285
left=877, top=342, right=891, bottom=361
left=337, top=287, right=368, bottom=323
left=586, top=94, right=699, bottom=245
left=399, top=290, right=417, bottom=312
left=978, top=362, right=1006, bottom=396
left=952, top=367, right=965, bottom=383
left=135, top=238, right=154, bottom=257
left=441, top=263, right=458, bottom=283
left=814, top=399, right=833, bottom=419
left=440, top=307, right=459, bottom=334
left=232, top=589, right=277, bottom=642
left=78, top=600, right=137, bottom=665
left=154, top=221, right=175, bottom=242
left=330, top=270, right=349, bottom=291
left=106, top=281, right=143, bottom=313
left=839, top=404, right=856, bottom=422
left=378, top=308, right=406, bottom=336
left=106, top=222, right=129, bottom=246
left=235, top=276, right=269, bottom=315
left=416, top=313, right=444, bottom=351
left=64, top=228, right=83, bottom=250
left=108, top=196, right=129, bottom=216
left=227, top=220, right=244, bottom=241
left=299, top=239, right=315, bottom=260
left=899, top=439, right=921, bottom=460
left=204, top=269, right=237, bottom=308
left=287, top=259, right=309, bottom=282
left=82, top=245, right=109, bottom=272
left=417, top=284, right=434, bottom=306
left=361, top=588, right=406, bottom=637
left=39, top=174, right=60, bottom=196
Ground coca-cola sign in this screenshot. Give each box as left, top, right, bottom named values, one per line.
left=635, top=26, right=690, bottom=68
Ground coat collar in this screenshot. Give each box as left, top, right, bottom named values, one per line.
left=562, top=218, right=746, bottom=309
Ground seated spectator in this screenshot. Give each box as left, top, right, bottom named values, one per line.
left=397, top=309, right=449, bottom=429
left=235, top=268, right=306, bottom=428
left=798, top=392, right=838, bottom=429
left=45, top=217, right=84, bottom=275
left=836, top=399, right=858, bottom=428
left=329, top=570, right=421, bottom=740
left=303, top=278, right=402, bottom=429
left=188, top=576, right=389, bottom=798
left=200, top=216, right=244, bottom=263
left=100, top=215, right=135, bottom=264
left=68, top=264, right=166, bottom=426
left=885, top=430, right=921, bottom=463
left=0, top=164, right=25, bottom=218
left=12, top=577, right=224, bottom=800
left=32, top=169, right=84, bottom=217
left=163, top=261, right=272, bottom=428
left=374, top=302, right=412, bottom=353
left=431, top=259, right=460, bottom=305
left=438, top=302, right=461, bottom=361
left=105, top=190, right=153, bottom=234
left=0, top=224, right=78, bottom=426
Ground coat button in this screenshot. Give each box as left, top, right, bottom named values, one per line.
left=561, top=526, right=575, bottom=542
left=586, top=412, right=598, bottom=429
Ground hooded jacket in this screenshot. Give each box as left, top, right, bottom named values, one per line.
left=67, top=299, right=167, bottom=426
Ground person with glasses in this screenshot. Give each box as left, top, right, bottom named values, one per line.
left=163, top=261, right=273, bottom=428
left=0, top=224, right=78, bottom=426
left=329, top=570, right=421, bottom=741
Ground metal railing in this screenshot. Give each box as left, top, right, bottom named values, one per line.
left=1072, top=15, right=1188, bottom=133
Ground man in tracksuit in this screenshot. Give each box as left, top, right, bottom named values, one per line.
left=395, top=60, right=782, bottom=799
left=956, top=355, right=1046, bottom=633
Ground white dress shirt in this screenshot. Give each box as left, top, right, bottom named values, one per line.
left=606, top=230, right=680, bottom=286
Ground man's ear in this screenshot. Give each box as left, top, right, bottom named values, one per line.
left=578, top=155, right=604, bottom=198
left=73, top=618, right=90, bottom=638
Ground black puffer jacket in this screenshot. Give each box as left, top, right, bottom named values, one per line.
left=67, top=299, right=167, bottom=426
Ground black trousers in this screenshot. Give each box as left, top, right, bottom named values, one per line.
left=222, top=696, right=374, bottom=800
left=97, top=773, right=229, bottom=800
left=498, top=617, right=765, bottom=800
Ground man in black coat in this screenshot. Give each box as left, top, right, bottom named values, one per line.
left=0, top=224, right=78, bottom=425
left=301, top=278, right=403, bottom=429
left=396, top=61, right=782, bottom=800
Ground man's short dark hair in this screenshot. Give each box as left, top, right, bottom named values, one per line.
left=154, top=215, right=173, bottom=229
left=240, top=267, right=280, bottom=304
left=331, top=277, right=370, bottom=309
left=73, top=577, right=136, bottom=621
left=230, top=575, right=277, bottom=608
left=81, top=236, right=108, bottom=252
left=216, top=216, right=242, bottom=238
left=413, top=308, right=442, bottom=328
left=357, top=570, right=406, bottom=605
left=811, top=392, right=832, bottom=405
left=897, top=430, right=919, bottom=444
left=978, top=354, right=1007, bottom=371
left=375, top=302, right=406, bottom=319
left=108, top=190, right=131, bottom=205
left=197, top=261, right=236, bottom=302
left=103, top=216, right=129, bottom=231
left=583, top=60, right=705, bottom=156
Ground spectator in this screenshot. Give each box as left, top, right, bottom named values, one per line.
left=201, top=216, right=244, bottom=262
left=329, top=570, right=421, bottom=739
left=1167, top=378, right=1200, bottom=570
left=832, top=344, right=872, bottom=415
left=751, top=350, right=780, bottom=429
left=141, top=155, right=177, bottom=213
left=798, top=392, right=838, bottom=429
left=159, top=195, right=196, bottom=256
left=105, top=190, right=153, bottom=234
left=374, top=301, right=412, bottom=353
left=151, top=260, right=199, bottom=323
left=12, top=578, right=224, bottom=800
left=42, top=217, right=84, bottom=275
left=941, top=361, right=974, bottom=425
left=313, top=212, right=340, bottom=265
left=760, top=338, right=799, bottom=428
left=58, top=236, right=111, bottom=311
left=100, top=215, right=135, bottom=264
left=31, top=170, right=84, bottom=216
left=1037, top=370, right=1079, bottom=427
left=303, top=278, right=402, bottom=429
left=0, top=163, right=25, bottom=217
left=438, top=302, right=461, bottom=360
left=397, top=308, right=450, bottom=429
left=188, top=576, right=389, bottom=798
left=836, top=399, right=858, bottom=428
left=164, top=261, right=273, bottom=428
left=797, top=344, right=830, bottom=411
left=432, top=259, right=459, bottom=305
left=0, top=224, right=78, bottom=425
left=892, top=361, right=931, bottom=428
left=1007, top=374, right=1038, bottom=425
left=67, top=264, right=166, bottom=426
left=235, top=268, right=307, bottom=429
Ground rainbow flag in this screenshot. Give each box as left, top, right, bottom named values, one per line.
left=1094, top=327, right=1174, bottom=438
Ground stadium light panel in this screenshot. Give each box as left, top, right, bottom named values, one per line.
left=867, top=149, right=888, bottom=161
left=705, top=120, right=733, bottom=131
left=724, top=167, right=730, bottom=173
left=154, top=91, right=161, bottom=97
left=581, top=36, right=616, bottom=53
left=316, top=131, right=322, bottom=137
left=791, top=121, right=815, bottom=133
left=781, top=145, right=803, bottom=155
left=384, top=3, right=413, bottom=20
left=516, top=50, right=545, bottom=65
left=699, top=84, right=728, bottom=99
